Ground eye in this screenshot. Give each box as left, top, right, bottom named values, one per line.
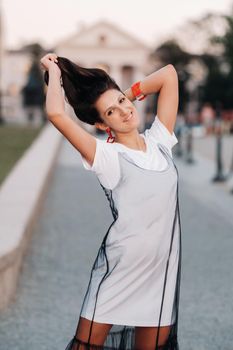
left=107, top=97, right=125, bottom=116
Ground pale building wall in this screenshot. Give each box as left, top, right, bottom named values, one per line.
left=1, top=19, right=155, bottom=127
left=1, top=51, right=33, bottom=123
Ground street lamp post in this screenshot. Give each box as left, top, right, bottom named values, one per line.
left=212, top=101, right=226, bottom=182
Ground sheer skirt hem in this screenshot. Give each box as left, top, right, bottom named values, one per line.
left=65, top=328, right=179, bottom=350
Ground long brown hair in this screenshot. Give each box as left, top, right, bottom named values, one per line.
left=43, top=56, right=123, bottom=125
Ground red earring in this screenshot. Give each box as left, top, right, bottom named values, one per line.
left=106, top=127, right=115, bottom=143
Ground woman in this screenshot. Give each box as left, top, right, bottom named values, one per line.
left=40, top=53, right=182, bottom=350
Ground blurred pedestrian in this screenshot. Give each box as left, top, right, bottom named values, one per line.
left=200, top=102, right=215, bottom=135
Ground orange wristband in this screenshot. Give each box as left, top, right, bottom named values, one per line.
left=131, top=81, right=146, bottom=101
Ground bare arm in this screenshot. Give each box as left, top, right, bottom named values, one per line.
left=46, top=65, right=96, bottom=167
left=124, top=64, right=179, bottom=134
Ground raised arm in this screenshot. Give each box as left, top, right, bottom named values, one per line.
left=42, top=56, right=96, bottom=167
left=124, top=64, right=179, bottom=135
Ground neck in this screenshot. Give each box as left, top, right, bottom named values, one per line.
left=114, top=130, right=146, bottom=151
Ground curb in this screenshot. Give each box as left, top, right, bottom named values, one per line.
left=0, top=121, right=63, bottom=311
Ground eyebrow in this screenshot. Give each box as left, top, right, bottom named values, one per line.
left=104, top=94, right=124, bottom=115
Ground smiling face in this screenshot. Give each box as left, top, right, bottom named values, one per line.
left=94, top=89, right=140, bottom=134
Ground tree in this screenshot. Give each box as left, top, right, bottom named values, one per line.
left=150, top=39, right=192, bottom=113
left=20, top=43, right=47, bottom=124
left=203, top=8, right=233, bottom=109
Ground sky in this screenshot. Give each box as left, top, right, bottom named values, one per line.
left=2, top=0, right=233, bottom=50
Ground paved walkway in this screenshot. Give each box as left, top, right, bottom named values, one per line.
left=179, top=133, right=233, bottom=176
left=0, top=136, right=232, bottom=350
left=194, top=134, right=232, bottom=169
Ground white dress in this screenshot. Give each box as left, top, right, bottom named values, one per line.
left=65, top=114, right=182, bottom=350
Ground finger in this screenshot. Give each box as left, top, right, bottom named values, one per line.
left=51, top=55, right=58, bottom=63
left=47, top=52, right=56, bottom=57
left=48, top=53, right=57, bottom=59
left=48, top=55, right=58, bottom=62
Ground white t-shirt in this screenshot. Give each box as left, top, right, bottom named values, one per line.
left=81, top=115, right=178, bottom=190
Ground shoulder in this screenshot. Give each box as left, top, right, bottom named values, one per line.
left=80, top=136, right=121, bottom=190
left=81, top=137, right=118, bottom=172
left=144, top=114, right=178, bottom=152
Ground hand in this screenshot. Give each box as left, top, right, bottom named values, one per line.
left=40, top=52, right=58, bottom=70
left=40, top=52, right=62, bottom=85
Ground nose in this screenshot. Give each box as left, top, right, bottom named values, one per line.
left=120, top=106, right=130, bottom=116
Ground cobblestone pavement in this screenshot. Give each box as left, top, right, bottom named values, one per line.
left=0, top=137, right=232, bottom=350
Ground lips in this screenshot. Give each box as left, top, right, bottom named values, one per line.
left=124, top=112, right=133, bottom=122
